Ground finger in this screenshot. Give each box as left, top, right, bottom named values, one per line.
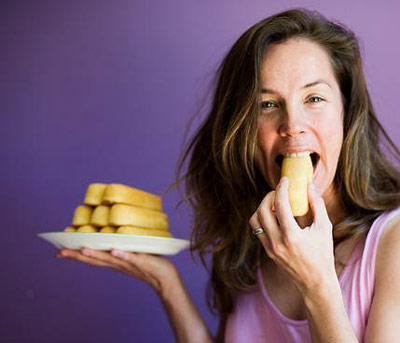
left=249, top=191, right=276, bottom=229
left=111, top=250, right=159, bottom=275
left=249, top=194, right=274, bottom=255
left=112, top=250, right=147, bottom=265
left=59, top=249, right=135, bottom=276
left=256, top=192, right=284, bottom=249
left=82, top=248, right=146, bottom=277
left=274, top=177, right=298, bottom=231
left=251, top=221, right=273, bottom=257
left=58, top=249, right=113, bottom=268
left=111, top=250, right=161, bottom=286
left=308, top=182, right=331, bottom=229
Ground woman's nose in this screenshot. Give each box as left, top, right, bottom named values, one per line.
left=278, top=113, right=306, bottom=138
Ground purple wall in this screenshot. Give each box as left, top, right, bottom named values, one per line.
left=1, top=1, right=399, bottom=342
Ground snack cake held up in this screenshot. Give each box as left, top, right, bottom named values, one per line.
left=280, top=152, right=313, bottom=217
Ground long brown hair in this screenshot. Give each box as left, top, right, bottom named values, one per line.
left=171, top=7, right=400, bottom=334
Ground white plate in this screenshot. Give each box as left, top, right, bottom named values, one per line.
left=38, top=232, right=190, bottom=256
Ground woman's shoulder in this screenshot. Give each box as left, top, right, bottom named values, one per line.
left=376, top=207, right=400, bottom=240
left=363, top=207, right=400, bottom=340
left=366, top=207, right=400, bottom=241
left=376, top=207, right=400, bottom=250
left=372, top=207, right=400, bottom=285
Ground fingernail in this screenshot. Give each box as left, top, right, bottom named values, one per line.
left=112, top=249, right=123, bottom=257
left=81, top=249, right=91, bottom=257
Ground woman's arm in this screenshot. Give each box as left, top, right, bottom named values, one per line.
left=158, top=271, right=214, bottom=343
left=303, top=276, right=358, bottom=343
left=58, top=248, right=213, bottom=343
left=304, top=215, right=400, bottom=343
left=364, top=217, right=400, bottom=342
left=249, top=179, right=360, bottom=342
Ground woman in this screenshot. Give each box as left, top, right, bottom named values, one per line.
left=58, top=9, right=400, bottom=342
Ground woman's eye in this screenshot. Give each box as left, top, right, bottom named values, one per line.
left=307, top=96, right=324, bottom=103
left=261, top=101, right=277, bottom=109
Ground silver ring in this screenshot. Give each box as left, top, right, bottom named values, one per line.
left=252, top=227, right=265, bottom=236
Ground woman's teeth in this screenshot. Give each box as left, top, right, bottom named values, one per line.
left=282, top=151, right=311, bottom=158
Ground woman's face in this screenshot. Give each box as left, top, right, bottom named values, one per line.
left=255, top=37, right=344, bottom=202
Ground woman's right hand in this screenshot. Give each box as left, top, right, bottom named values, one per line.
left=56, top=248, right=178, bottom=294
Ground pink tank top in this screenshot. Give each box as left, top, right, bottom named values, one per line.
left=225, top=207, right=400, bottom=343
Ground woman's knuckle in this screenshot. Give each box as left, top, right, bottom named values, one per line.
left=269, top=241, right=281, bottom=255
left=266, top=190, right=276, bottom=202
left=283, top=233, right=296, bottom=247
left=248, top=214, right=258, bottom=227
left=274, top=200, right=283, bottom=213
left=256, top=209, right=266, bottom=224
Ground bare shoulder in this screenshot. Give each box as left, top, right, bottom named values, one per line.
left=364, top=211, right=400, bottom=342
left=375, top=211, right=400, bottom=281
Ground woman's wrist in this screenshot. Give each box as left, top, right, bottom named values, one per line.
left=302, top=272, right=341, bottom=307
left=156, top=270, right=213, bottom=342
left=157, top=265, right=182, bottom=299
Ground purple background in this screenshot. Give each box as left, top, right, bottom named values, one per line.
left=1, top=0, right=399, bottom=342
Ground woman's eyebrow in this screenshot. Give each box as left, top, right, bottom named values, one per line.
left=261, top=79, right=332, bottom=94
left=302, top=79, right=332, bottom=89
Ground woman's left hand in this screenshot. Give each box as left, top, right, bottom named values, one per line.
left=249, top=177, right=337, bottom=296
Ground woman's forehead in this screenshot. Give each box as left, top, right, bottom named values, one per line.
left=260, top=38, right=338, bottom=91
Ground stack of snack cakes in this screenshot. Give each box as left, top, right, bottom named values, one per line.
left=63, top=183, right=172, bottom=238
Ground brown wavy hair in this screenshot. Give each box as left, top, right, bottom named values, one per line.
left=170, top=7, right=400, bottom=340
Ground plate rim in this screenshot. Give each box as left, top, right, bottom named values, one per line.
left=37, top=231, right=191, bottom=255
left=37, top=231, right=190, bottom=244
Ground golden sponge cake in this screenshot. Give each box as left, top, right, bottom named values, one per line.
left=102, top=184, right=162, bottom=211
left=63, top=183, right=173, bottom=239
left=77, top=225, right=98, bottom=233
left=99, top=226, right=117, bottom=233
left=64, top=226, right=76, bottom=232
left=90, top=205, right=110, bottom=226
left=109, top=204, right=168, bottom=230
left=83, top=183, right=107, bottom=206
left=72, top=205, right=93, bottom=226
